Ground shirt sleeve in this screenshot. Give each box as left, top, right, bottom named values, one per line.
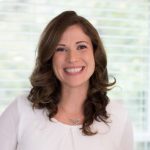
left=0, top=99, right=19, bottom=150
left=119, top=116, right=134, bottom=150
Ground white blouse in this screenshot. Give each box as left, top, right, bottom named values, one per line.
left=0, top=94, right=133, bottom=150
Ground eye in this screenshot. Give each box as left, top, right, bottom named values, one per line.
left=77, top=44, right=87, bottom=50
left=55, top=47, right=66, bottom=52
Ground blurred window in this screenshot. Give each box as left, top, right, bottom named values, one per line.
left=0, top=1, right=150, bottom=150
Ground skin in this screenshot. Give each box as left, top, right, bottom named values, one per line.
left=52, top=24, right=95, bottom=123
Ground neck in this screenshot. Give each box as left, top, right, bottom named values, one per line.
left=58, top=84, right=89, bottom=114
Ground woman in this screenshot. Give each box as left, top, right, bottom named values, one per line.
left=0, top=11, right=133, bottom=150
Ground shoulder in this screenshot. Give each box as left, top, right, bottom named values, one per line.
left=106, top=101, right=133, bottom=149
left=0, top=93, right=30, bottom=120
left=4, top=93, right=33, bottom=118
left=7, top=94, right=50, bottom=143
left=92, top=100, right=132, bottom=143
left=15, top=93, right=33, bottom=111
left=107, top=100, right=129, bottom=122
left=105, top=100, right=132, bottom=136
left=14, top=93, right=47, bottom=118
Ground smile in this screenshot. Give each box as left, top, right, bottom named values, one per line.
left=64, top=67, right=85, bottom=74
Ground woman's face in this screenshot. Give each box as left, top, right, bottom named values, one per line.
left=52, top=24, right=95, bottom=89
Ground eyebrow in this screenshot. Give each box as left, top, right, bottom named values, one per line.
left=57, top=41, right=89, bottom=46
left=76, top=41, right=89, bottom=44
left=57, top=44, right=66, bottom=46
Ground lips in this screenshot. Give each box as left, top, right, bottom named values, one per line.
left=64, top=66, right=85, bottom=74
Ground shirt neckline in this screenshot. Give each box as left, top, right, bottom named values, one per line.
left=51, top=117, right=82, bottom=128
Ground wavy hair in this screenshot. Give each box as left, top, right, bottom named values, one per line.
left=28, top=10, right=116, bottom=136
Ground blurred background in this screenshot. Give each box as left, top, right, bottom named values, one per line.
left=0, top=0, right=150, bottom=149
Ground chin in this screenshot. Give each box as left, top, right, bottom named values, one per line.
left=63, top=80, right=89, bottom=88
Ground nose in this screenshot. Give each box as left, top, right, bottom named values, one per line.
left=66, top=49, right=79, bottom=63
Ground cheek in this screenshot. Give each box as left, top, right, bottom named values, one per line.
left=52, top=54, right=61, bottom=67
left=87, top=51, right=95, bottom=67
left=52, top=55, right=64, bottom=76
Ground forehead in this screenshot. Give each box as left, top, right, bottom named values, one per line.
left=58, top=24, right=91, bottom=44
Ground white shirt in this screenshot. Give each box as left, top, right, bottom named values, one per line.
left=0, top=94, right=133, bottom=150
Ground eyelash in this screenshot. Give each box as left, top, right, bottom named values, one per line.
left=55, top=47, right=66, bottom=52
left=55, top=45, right=87, bottom=52
left=77, top=45, right=87, bottom=50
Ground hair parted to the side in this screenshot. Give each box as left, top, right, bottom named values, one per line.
left=28, top=10, right=116, bottom=136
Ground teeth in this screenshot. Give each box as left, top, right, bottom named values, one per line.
left=65, top=67, right=83, bottom=73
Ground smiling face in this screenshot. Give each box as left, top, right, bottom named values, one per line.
left=52, top=24, right=95, bottom=89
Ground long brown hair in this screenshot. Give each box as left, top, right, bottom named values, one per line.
left=28, top=10, right=115, bottom=135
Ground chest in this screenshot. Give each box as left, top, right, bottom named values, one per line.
left=17, top=121, right=119, bottom=150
